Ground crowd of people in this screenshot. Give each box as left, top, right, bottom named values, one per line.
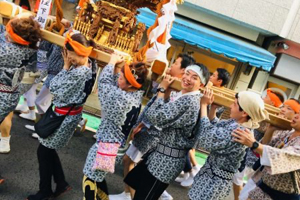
left=1, top=6, right=300, bottom=200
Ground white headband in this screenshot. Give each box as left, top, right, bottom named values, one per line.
left=185, top=65, right=207, bottom=85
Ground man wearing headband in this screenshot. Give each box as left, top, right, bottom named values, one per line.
left=232, top=111, right=300, bottom=200
left=178, top=68, right=232, bottom=187
left=110, top=54, right=195, bottom=200
left=124, top=63, right=210, bottom=199
left=188, top=90, right=269, bottom=200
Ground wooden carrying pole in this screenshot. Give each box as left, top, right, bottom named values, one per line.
left=169, top=80, right=291, bottom=130
left=40, top=29, right=111, bottom=62
left=0, top=7, right=111, bottom=63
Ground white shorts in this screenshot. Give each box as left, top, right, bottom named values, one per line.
left=126, top=144, right=144, bottom=163
left=232, top=167, right=255, bottom=186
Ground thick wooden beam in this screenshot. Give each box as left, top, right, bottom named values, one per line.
left=0, top=13, right=112, bottom=63
left=41, top=30, right=111, bottom=63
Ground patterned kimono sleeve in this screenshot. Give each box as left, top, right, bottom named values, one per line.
left=145, top=96, right=196, bottom=130
left=39, top=40, right=53, bottom=52
left=268, top=130, right=291, bottom=147
left=25, top=52, right=38, bottom=72
left=50, top=67, right=91, bottom=103
left=196, top=117, right=238, bottom=152
left=98, top=64, right=118, bottom=88
left=135, top=96, right=157, bottom=129
left=261, top=144, right=300, bottom=175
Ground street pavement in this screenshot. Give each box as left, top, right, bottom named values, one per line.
left=0, top=113, right=190, bottom=200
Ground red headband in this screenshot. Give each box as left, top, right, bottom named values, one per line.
left=124, top=64, right=142, bottom=89
left=6, top=21, right=30, bottom=45
left=64, top=33, right=93, bottom=57
left=267, top=89, right=282, bottom=108
left=284, top=100, right=300, bottom=113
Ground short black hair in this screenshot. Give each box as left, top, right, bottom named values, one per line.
left=194, top=63, right=210, bottom=86
left=178, top=53, right=195, bottom=69
left=269, top=90, right=284, bottom=103
left=216, top=68, right=231, bottom=86
left=289, top=98, right=300, bottom=104
left=235, top=93, right=251, bottom=120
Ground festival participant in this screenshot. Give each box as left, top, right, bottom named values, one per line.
left=82, top=53, right=149, bottom=200
left=188, top=90, right=269, bottom=200
left=24, top=37, right=88, bottom=138
left=0, top=11, right=41, bottom=190
left=232, top=88, right=284, bottom=200
left=232, top=110, right=300, bottom=200
left=124, top=63, right=210, bottom=199
left=239, top=98, right=300, bottom=200
left=209, top=68, right=231, bottom=88
left=26, top=32, right=94, bottom=200
left=0, top=13, right=41, bottom=123
left=110, top=53, right=195, bottom=200
left=178, top=67, right=231, bottom=187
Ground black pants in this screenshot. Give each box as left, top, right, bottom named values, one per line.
left=183, top=153, right=192, bottom=173
left=124, top=159, right=168, bottom=200
left=37, top=144, right=67, bottom=194
left=83, top=176, right=109, bottom=200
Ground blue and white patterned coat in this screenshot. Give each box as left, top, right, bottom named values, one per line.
left=39, top=66, right=92, bottom=149
left=144, top=91, right=201, bottom=184
left=39, top=41, right=64, bottom=88
left=132, top=95, right=160, bottom=154
left=189, top=118, right=247, bottom=200
left=0, top=25, right=36, bottom=122
left=83, top=64, right=144, bottom=182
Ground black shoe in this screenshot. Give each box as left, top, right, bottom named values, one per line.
left=53, top=184, right=72, bottom=198
left=26, top=191, right=53, bottom=200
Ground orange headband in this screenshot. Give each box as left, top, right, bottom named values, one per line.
left=6, top=21, right=30, bottom=45
left=64, top=33, right=93, bottom=57
left=124, top=64, right=142, bottom=89
left=284, top=100, right=300, bottom=113
left=267, top=89, right=282, bottom=108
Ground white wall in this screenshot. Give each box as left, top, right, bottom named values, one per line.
left=273, top=54, right=300, bottom=84
left=183, top=0, right=300, bottom=42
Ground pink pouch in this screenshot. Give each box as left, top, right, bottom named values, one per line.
left=92, top=142, right=120, bottom=173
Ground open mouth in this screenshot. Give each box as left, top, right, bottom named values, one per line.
left=182, top=79, right=190, bottom=87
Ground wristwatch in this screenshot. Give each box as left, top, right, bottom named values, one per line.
left=157, top=87, right=166, bottom=93
left=250, top=141, right=259, bottom=150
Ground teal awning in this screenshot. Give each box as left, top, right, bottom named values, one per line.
left=137, top=8, right=276, bottom=71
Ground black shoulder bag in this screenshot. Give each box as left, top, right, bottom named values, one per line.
left=35, top=104, right=75, bottom=139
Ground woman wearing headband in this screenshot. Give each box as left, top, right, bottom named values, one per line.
left=0, top=13, right=41, bottom=182
left=0, top=13, right=41, bottom=127
left=124, top=63, right=210, bottom=199
left=82, top=53, right=148, bottom=200
left=26, top=32, right=94, bottom=200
